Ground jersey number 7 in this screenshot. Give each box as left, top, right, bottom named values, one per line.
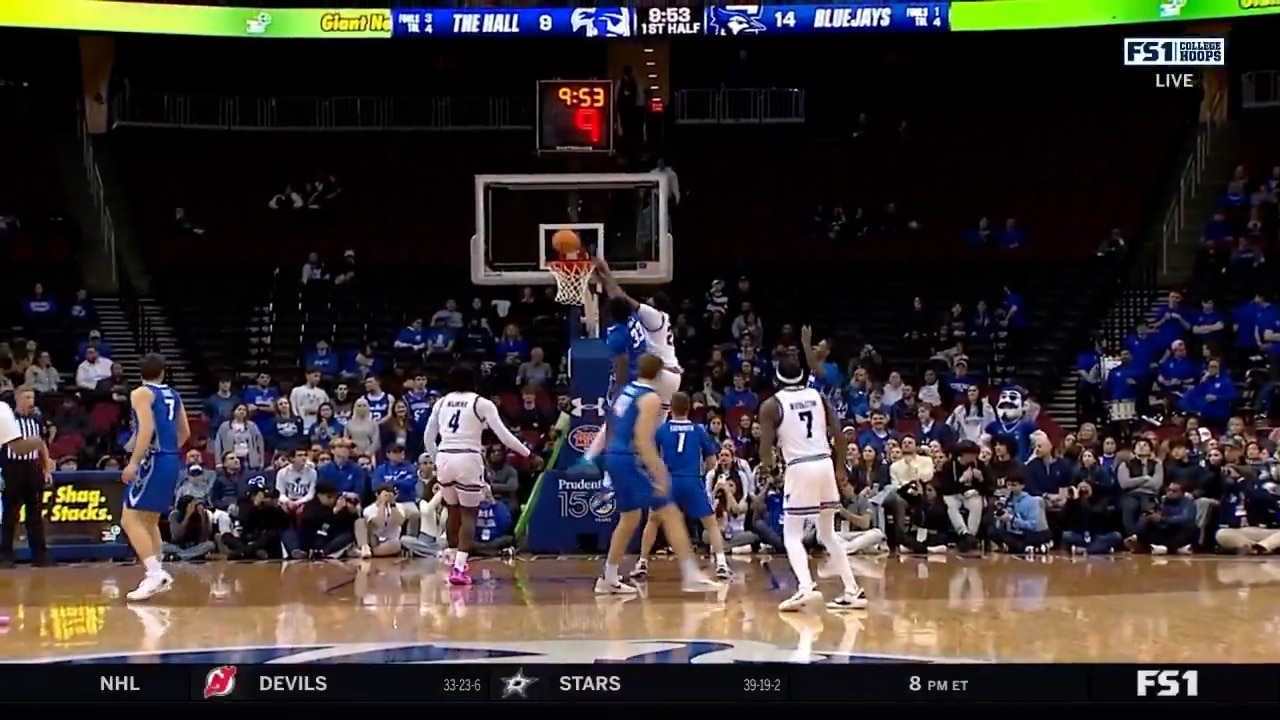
left=798, top=410, right=814, bottom=439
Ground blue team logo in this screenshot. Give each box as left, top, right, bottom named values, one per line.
left=588, top=474, right=616, bottom=517
left=33, top=640, right=981, bottom=665
left=707, top=5, right=767, bottom=35
left=568, top=424, right=601, bottom=453
left=570, top=8, right=634, bottom=37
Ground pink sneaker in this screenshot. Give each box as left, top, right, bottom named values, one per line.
left=448, top=566, right=472, bottom=586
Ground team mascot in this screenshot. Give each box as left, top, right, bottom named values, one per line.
left=983, top=387, right=1038, bottom=461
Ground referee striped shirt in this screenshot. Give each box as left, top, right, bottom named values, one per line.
left=5, top=410, right=42, bottom=461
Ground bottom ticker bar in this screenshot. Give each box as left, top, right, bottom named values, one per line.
left=8, top=664, right=1280, bottom=702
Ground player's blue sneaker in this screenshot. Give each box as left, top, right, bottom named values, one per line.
left=566, top=457, right=602, bottom=481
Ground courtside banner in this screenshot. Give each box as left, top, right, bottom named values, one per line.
left=0, top=1, right=391, bottom=37
left=4, top=663, right=1280, bottom=702
left=0, top=470, right=124, bottom=545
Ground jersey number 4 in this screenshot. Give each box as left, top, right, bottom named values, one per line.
left=447, top=410, right=461, bottom=432
left=798, top=410, right=814, bottom=438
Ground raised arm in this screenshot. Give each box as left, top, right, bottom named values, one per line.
left=594, top=257, right=639, bottom=308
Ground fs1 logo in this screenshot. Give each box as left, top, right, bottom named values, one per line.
left=1124, top=38, right=1225, bottom=66
left=1136, top=669, right=1199, bottom=697
left=570, top=397, right=605, bottom=419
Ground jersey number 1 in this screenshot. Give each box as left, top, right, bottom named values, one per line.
left=798, top=410, right=814, bottom=438
left=447, top=410, right=461, bottom=432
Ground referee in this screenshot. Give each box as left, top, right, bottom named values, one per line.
left=0, top=386, right=53, bottom=568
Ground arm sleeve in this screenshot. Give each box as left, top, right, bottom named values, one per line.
left=477, top=398, right=531, bottom=457
left=0, top=403, right=20, bottom=446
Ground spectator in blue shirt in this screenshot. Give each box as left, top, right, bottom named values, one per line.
left=1152, top=291, right=1190, bottom=350
left=1105, top=349, right=1142, bottom=406
left=21, top=282, right=57, bottom=325
left=204, top=377, right=240, bottom=438
left=67, top=288, right=94, bottom=328
left=371, top=444, right=418, bottom=505
left=1123, top=324, right=1161, bottom=378
left=1230, top=293, right=1270, bottom=356
left=857, top=410, right=896, bottom=453
left=394, top=319, right=426, bottom=353
left=318, top=439, right=364, bottom=496
left=495, top=323, right=528, bottom=369
left=304, top=339, right=340, bottom=379
left=1000, top=285, right=1025, bottom=329
left=1130, top=481, right=1197, bottom=554
left=242, top=372, right=280, bottom=435
left=1190, top=298, right=1226, bottom=356
left=989, top=475, right=1052, bottom=553
left=723, top=374, right=758, bottom=411
left=998, top=217, right=1024, bottom=249
left=947, top=358, right=982, bottom=396
left=424, top=318, right=456, bottom=358
left=1155, top=340, right=1199, bottom=402
left=76, top=329, right=113, bottom=361
left=1180, top=358, right=1236, bottom=426
left=474, top=486, right=514, bottom=555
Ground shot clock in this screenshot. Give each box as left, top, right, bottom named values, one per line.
left=536, top=80, right=614, bottom=154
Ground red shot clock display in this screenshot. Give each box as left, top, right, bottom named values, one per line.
left=536, top=80, right=615, bottom=154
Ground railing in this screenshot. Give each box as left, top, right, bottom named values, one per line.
left=112, top=89, right=532, bottom=131
left=1158, top=89, right=1226, bottom=276
left=76, top=115, right=118, bottom=285
left=1242, top=69, right=1280, bottom=110
left=673, top=88, right=806, bottom=125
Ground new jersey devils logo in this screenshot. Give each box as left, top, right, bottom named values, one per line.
left=203, top=665, right=237, bottom=699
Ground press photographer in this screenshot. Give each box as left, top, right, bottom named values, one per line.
left=286, top=481, right=358, bottom=559
left=220, top=484, right=291, bottom=560
left=1060, top=471, right=1124, bottom=555
left=163, top=495, right=219, bottom=561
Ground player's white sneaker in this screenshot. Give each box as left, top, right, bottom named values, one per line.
left=126, top=571, right=173, bottom=602
left=827, top=588, right=869, bottom=610
left=594, top=576, right=640, bottom=595
left=778, top=586, right=823, bottom=612
left=714, top=562, right=732, bottom=579
left=629, top=559, right=649, bottom=579
left=680, top=571, right=723, bottom=593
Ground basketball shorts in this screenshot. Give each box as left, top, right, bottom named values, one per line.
left=782, top=457, right=840, bottom=517
left=124, top=451, right=181, bottom=513
left=668, top=474, right=713, bottom=520
left=652, top=368, right=682, bottom=408
left=604, top=453, right=671, bottom=513
left=435, top=450, right=486, bottom=508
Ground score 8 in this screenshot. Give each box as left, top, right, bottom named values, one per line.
left=539, top=14, right=552, bottom=30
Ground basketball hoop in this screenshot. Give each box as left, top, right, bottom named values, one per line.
left=547, top=258, right=595, bottom=306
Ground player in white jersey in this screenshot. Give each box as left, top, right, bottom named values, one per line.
left=423, top=365, right=541, bottom=586
left=593, top=258, right=682, bottom=412
left=758, top=357, right=868, bottom=612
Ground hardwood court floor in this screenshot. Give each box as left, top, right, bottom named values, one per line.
left=2, top=554, right=1279, bottom=664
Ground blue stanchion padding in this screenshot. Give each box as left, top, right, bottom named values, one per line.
left=526, top=337, right=641, bottom=554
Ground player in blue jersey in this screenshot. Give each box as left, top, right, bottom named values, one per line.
left=596, top=355, right=721, bottom=595
left=630, top=391, right=732, bottom=581
left=120, top=353, right=191, bottom=601
left=578, top=295, right=646, bottom=469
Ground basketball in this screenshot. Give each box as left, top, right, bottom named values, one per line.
left=552, top=229, right=582, bottom=256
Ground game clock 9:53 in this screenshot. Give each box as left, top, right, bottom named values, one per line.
left=536, top=80, right=614, bottom=154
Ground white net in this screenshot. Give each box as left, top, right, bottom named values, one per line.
left=548, top=260, right=595, bottom=306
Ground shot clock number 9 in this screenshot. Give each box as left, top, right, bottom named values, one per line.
left=537, top=80, right=614, bottom=154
